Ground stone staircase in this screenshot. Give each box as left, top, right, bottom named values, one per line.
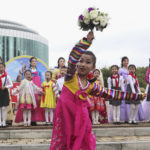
left=1, top=123, right=150, bottom=150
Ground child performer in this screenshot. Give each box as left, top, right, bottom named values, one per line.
left=126, top=65, right=142, bottom=124
left=56, top=66, right=67, bottom=94
left=50, top=32, right=145, bottom=150
left=40, top=71, right=59, bottom=125
left=16, top=70, right=44, bottom=126
left=0, top=63, right=13, bottom=127
left=89, top=69, right=108, bottom=124
left=108, top=65, right=124, bottom=124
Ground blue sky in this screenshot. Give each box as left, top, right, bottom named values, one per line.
left=1, top=0, right=150, bottom=68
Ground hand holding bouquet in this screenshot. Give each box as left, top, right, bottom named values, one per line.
left=78, top=7, right=109, bottom=31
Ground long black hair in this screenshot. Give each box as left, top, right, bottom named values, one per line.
left=57, top=57, right=65, bottom=68
left=29, top=56, right=37, bottom=68
left=121, top=56, right=129, bottom=67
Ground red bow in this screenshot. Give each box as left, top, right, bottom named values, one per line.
left=111, top=74, right=119, bottom=89
left=32, top=71, right=38, bottom=75
left=42, top=85, right=50, bottom=102
left=87, top=71, right=94, bottom=80
left=0, top=71, right=7, bottom=89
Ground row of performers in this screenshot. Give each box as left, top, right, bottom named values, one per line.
left=0, top=57, right=150, bottom=127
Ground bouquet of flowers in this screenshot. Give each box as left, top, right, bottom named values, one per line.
left=78, top=7, right=109, bottom=31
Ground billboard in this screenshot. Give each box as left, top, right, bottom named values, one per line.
left=6, top=55, right=49, bottom=82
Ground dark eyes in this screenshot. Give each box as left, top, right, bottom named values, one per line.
left=79, top=59, right=91, bottom=64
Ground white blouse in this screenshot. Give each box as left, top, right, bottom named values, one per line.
left=127, top=75, right=141, bottom=94
left=0, top=73, right=13, bottom=89
left=107, top=75, right=124, bottom=91
left=56, top=77, right=65, bottom=91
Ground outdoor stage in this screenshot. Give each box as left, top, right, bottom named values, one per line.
left=1, top=123, right=150, bottom=150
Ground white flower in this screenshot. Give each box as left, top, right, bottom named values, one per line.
left=92, top=20, right=99, bottom=25
left=99, top=15, right=109, bottom=27
left=100, top=19, right=107, bottom=27
left=83, top=9, right=90, bottom=19
left=95, top=16, right=101, bottom=22
left=90, top=10, right=99, bottom=19
left=84, top=18, right=90, bottom=25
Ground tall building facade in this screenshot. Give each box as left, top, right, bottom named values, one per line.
left=0, top=20, right=49, bottom=64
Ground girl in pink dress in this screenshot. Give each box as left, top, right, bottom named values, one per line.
left=28, top=57, right=45, bottom=124
left=16, top=70, right=43, bottom=126
left=89, top=69, right=108, bottom=124
left=15, top=57, right=45, bottom=125
left=50, top=32, right=144, bottom=150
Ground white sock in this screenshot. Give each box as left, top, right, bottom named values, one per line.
left=129, top=104, right=135, bottom=121
left=95, top=111, right=99, bottom=123
left=23, top=110, right=27, bottom=124
left=91, top=111, right=95, bottom=123
left=50, top=109, right=53, bottom=123
left=0, top=107, right=2, bottom=125
left=45, top=108, right=49, bottom=123
left=2, top=107, right=7, bottom=126
left=27, top=110, right=31, bottom=125
left=133, top=105, right=139, bottom=121
left=116, top=106, right=120, bottom=122
left=113, top=106, right=117, bottom=122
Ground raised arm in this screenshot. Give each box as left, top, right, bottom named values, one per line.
left=52, top=82, right=60, bottom=98
left=65, top=32, right=94, bottom=81
left=89, top=82, right=144, bottom=101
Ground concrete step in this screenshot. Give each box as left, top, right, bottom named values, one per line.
left=0, top=140, right=150, bottom=150
left=1, top=125, right=150, bottom=150
left=1, top=126, right=150, bottom=139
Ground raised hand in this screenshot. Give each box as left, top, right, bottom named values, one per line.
left=87, top=31, right=94, bottom=43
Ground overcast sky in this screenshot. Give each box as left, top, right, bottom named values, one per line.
left=0, top=0, right=150, bottom=68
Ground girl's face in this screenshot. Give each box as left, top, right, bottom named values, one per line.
left=30, top=58, right=37, bottom=67
left=78, top=54, right=94, bottom=77
left=93, top=70, right=100, bottom=78
left=45, top=72, right=51, bottom=81
left=0, top=64, right=5, bottom=74
left=60, top=68, right=67, bottom=77
left=111, top=67, right=118, bottom=75
left=129, top=67, right=136, bottom=74
left=18, top=74, right=22, bottom=82
left=122, top=59, right=129, bottom=68
left=25, top=71, right=32, bottom=80
left=59, top=59, right=65, bottom=68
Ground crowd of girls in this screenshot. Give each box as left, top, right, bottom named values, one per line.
left=0, top=34, right=149, bottom=131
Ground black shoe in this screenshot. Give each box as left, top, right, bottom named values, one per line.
left=113, top=122, right=117, bottom=124
left=116, top=122, right=121, bottom=125
left=31, top=122, right=37, bottom=126
left=45, top=122, right=49, bottom=126
left=124, top=121, right=128, bottom=123
left=2, top=124, right=8, bottom=128
left=132, top=121, right=138, bottom=125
